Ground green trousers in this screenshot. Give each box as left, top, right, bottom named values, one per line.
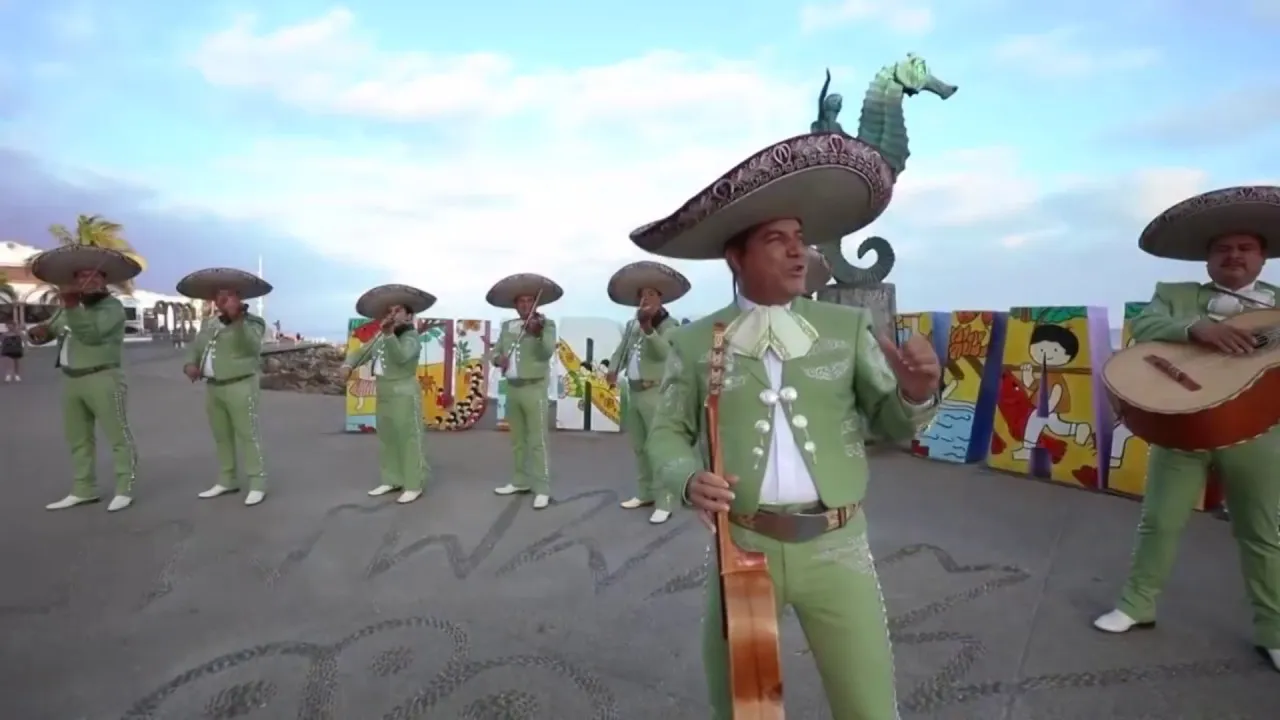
left=702, top=511, right=898, bottom=719
left=205, top=376, right=267, bottom=491
left=375, top=377, right=429, bottom=491
left=624, top=385, right=672, bottom=510
left=505, top=379, right=551, bottom=495
left=64, top=368, right=138, bottom=498
left=1117, top=429, right=1280, bottom=647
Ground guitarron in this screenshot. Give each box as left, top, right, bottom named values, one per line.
left=1102, top=309, right=1280, bottom=451
left=706, top=323, right=785, bottom=718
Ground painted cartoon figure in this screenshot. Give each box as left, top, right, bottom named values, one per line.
left=1001, top=323, right=1093, bottom=462
left=1108, top=335, right=1139, bottom=468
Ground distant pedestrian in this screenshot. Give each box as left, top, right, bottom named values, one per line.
left=1, top=319, right=23, bottom=382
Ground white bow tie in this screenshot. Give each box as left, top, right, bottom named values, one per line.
left=725, top=305, right=819, bottom=361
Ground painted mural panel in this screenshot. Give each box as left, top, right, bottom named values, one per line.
left=916, top=311, right=1007, bottom=463
left=418, top=318, right=491, bottom=431
left=553, top=317, right=623, bottom=432
left=344, top=317, right=381, bottom=433
left=987, top=306, right=1113, bottom=489
left=894, top=312, right=952, bottom=457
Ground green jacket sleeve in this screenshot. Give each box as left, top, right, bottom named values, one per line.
left=534, top=318, right=557, bottom=361
left=608, top=320, right=631, bottom=370
left=383, top=329, right=420, bottom=365
left=228, top=315, right=266, bottom=357
left=28, top=309, right=66, bottom=345
left=1130, top=283, right=1196, bottom=343
left=641, top=317, right=676, bottom=361
left=645, top=338, right=704, bottom=504
left=64, top=300, right=124, bottom=345
left=345, top=339, right=376, bottom=368
left=186, top=319, right=213, bottom=365
left=851, top=311, right=937, bottom=443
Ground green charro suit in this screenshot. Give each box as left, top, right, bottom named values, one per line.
left=345, top=327, right=430, bottom=492
left=646, top=297, right=938, bottom=720
left=491, top=317, right=558, bottom=495
left=608, top=315, right=679, bottom=510
left=189, top=314, right=269, bottom=492
left=1117, top=280, right=1280, bottom=648
left=35, top=297, right=139, bottom=498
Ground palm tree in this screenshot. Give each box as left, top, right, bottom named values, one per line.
left=48, top=214, right=146, bottom=295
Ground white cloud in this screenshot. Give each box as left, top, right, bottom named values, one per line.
left=799, top=0, right=934, bottom=34
left=177, top=8, right=1228, bottom=323
left=991, top=27, right=1159, bottom=78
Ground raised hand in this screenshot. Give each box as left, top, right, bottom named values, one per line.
left=875, top=332, right=941, bottom=403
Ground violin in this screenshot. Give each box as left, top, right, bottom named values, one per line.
left=706, top=322, right=785, bottom=718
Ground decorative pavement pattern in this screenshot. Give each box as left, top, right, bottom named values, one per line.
left=1, top=345, right=1276, bottom=719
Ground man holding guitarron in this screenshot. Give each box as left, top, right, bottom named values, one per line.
left=1094, top=185, right=1280, bottom=672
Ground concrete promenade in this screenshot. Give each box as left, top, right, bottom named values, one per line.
left=0, top=346, right=1275, bottom=719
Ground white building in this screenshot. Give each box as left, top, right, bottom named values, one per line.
left=0, top=240, right=202, bottom=335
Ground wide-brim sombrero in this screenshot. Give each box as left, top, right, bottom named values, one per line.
left=606, top=261, right=691, bottom=306
left=1139, top=186, right=1280, bottom=260
left=485, top=273, right=564, bottom=309
left=28, top=246, right=142, bottom=286
left=355, top=284, right=436, bottom=318
left=176, top=268, right=273, bottom=301
left=630, top=133, right=895, bottom=260
left=806, top=246, right=832, bottom=293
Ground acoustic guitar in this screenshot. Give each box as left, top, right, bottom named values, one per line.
left=1101, top=309, right=1280, bottom=452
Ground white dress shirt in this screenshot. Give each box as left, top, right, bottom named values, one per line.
left=736, top=296, right=823, bottom=505
left=1207, top=281, right=1274, bottom=320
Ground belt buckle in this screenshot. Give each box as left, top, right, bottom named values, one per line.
left=788, top=511, right=827, bottom=543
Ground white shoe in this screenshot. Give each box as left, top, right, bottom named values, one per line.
left=367, top=484, right=399, bottom=497
left=3, top=374, right=10, bottom=382
left=396, top=490, right=422, bottom=504
left=1262, top=647, right=1280, bottom=672
left=649, top=509, right=671, bottom=524
left=494, top=484, right=530, bottom=496
left=198, top=484, right=236, bottom=499
left=45, top=494, right=98, bottom=511
left=1092, top=609, right=1152, bottom=633
left=244, top=490, right=265, bottom=506
left=532, top=494, right=550, bottom=509
left=620, top=497, right=653, bottom=509
left=107, top=496, right=132, bottom=512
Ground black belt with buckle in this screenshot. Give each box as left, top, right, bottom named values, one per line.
left=61, top=363, right=118, bottom=379
left=628, top=379, right=657, bottom=391
left=730, top=503, right=858, bottom=543
left=206, top=373, right=254, bottom=386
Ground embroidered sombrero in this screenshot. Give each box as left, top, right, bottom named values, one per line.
left=1139, top=186, right=1280, bottom=260
left=176, top=268, right=273, bottom=301
left=355, top=284, right=436, bottom=318
left=806, top=246, right=832, bottom=294
left=28, top=246, right=142, bottom=286
left=485, top=273, right=564, bottom=309
left=607, top=261, right=691, bottom=306
left=630, top=132, right=895, bottom=260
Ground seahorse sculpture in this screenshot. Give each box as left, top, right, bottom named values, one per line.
left=815, top=54, right=957, bottom=287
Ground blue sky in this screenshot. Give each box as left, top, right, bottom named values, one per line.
left=1, top=0, right=1278, bottom=336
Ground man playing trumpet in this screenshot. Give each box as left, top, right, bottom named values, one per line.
left=26, top=246, right=143, bottom=513
left=341, top=284, right=434, bottom=504
left=605, top=261, right=689, bottom=524
left=179, top=268, right=272, bottom=507
left=487, top=273, right=562, bottom=510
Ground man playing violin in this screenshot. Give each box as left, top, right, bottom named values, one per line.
left=26, top=246, right=143, bottom=513
left=638, top=132, right=941, bottom=719
left=605, top=261, right=689, bottom=524
left=486, top=273, right=563, bottom=510
left=340, top=284, right=435, bottom=504
left=1094, top=186, right=1280, bottom=672
left=178, top=268, right=272, bottom=507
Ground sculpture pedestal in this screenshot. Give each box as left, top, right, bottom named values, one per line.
left=815, top=282, right=899, bottom=446
left=816, top=282, right=898, bottom=333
